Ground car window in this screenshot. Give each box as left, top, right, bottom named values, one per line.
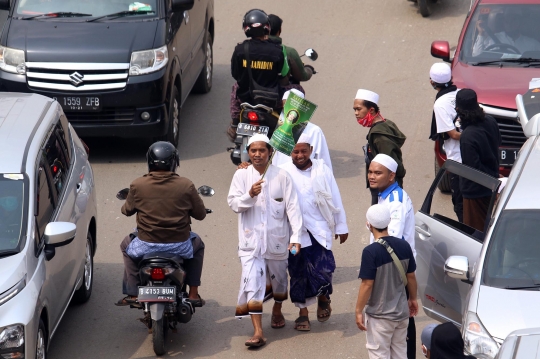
left=43, top=127, right=70, bottom=196
left=484, top=209, right=540, bottom=289
left=461, top=4, right=540, bottom=64
left=15, top=0, right=158, bottom=18
left=35, top=165, right=56, bottom=241
left=58, top=116, right=72, bottom=164
left=0, top=175, right=24, bottom=252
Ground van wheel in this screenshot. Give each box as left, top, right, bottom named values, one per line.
left=418, top=0, right=432, bottom=17
left=158, top=85, right=181, bottom=147
left=192, top=31, right=213, bottom=94
left=72, top=232, right=93, bottom=304
left=435, top=158, right=452, bottom=193
left=36, top=319, right=47, bottom=359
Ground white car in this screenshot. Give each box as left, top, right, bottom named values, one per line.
left=0, top=93, right=97, bottom=359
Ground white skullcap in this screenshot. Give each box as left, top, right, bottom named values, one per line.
left=371, top=154, right=398, bottom=173
left=283, top=89, right=305, bottom=100
left=430, top=63, right=452, bottom=84
left=297, top=132, right=311, bottom=144
left=247, top=133, right=270, bottom=147
left=366, top=204, right=391, bottom=229
left=355, top=89, right=379, bottom=105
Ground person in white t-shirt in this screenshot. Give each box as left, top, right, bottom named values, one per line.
left=429, top=63, right=463, bottom=222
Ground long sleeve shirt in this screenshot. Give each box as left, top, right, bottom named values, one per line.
left=280, top=160, right=347, bottom=250
left=227, top=165, right=302, bottom=260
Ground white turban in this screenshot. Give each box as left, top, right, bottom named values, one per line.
left=355, top=89, right=379, bottom=105
left=366, top=204, right=391, bottom=229
left=371, top=154, right=398, bottom=173
left=430, top=63, right=452, bottom=84
left=247, top=133, right=270, bottom=146
left=283, top=89, right=305, bottom=100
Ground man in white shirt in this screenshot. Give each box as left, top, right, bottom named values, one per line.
left=367, top=153, right=416, bottom=359
left=227, top=134, right=302, bottom=348
left=279, top=138, right=348, bottom=331
left=272, top=89, right=333, bottom=170
left=429, top=63, right=463, bottom=222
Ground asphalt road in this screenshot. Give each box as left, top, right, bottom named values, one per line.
left=47, top=0, right=471, bottom=358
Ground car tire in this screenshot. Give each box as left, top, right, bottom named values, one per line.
left=418, top=0, right=432, bottom=17
left=36, top=318, right=47, bottom=359
left=152, top=317, right=168, bottom=356
left=435, top=157, right=452, bottom=193
left=157, top=85, right=180, bottom=147
left=192, top=30, right=213, bottom=94
left=72, top=232, right=94, bottom=304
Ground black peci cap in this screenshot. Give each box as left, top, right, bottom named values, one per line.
left=456, top=88, right=480, bottom=111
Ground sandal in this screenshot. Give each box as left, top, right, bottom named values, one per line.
left=186, top=294, right=206, bottom=307
left=115, top=296, right=139, bottom=307
left=317, top=299, right=332, bottom=322
left=245, top=336, right=266, bottom=348
left=271, top=314, right=285, bottom=329
left=294, top=316, right=311, bottom=331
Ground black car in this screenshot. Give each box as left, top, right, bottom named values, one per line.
left=0, top=0, right=214, bottom=147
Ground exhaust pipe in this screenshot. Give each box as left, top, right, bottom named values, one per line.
left=177, top=303, right=192, bottom=323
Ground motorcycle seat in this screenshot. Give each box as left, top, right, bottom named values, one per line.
left=139, top=252, right=184, bottom=266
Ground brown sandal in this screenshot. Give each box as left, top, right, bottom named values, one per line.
left=271, top=314, right=285, bottom=329
left=245, top=336, right=266, bottom=347
left=294, top=316, right=311, bottom=331
left=115, top=296, right=139, bottom=307
left=317, top=299, right=332, bottom=322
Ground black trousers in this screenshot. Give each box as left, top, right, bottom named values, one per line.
left=121, top=233, right=205, bottom=296
left=451, top=174, right=464, bottom=223
left=407, top=317, right=416, bottom=359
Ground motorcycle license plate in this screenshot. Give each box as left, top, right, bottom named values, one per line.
left=53, top=96, right=101, bottom=112
left=236, top=123, right=269, bottom=136
left=137, top=286, right=176, bottom=302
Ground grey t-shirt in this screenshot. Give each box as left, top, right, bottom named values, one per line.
left=359, top=236, right=416, bottom=321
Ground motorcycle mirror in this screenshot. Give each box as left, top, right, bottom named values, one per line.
left=197, top=185, right=215, bottom=197
left=116, top=188, right=129, bottom=200
left=304, top=48, right=318, bottom=61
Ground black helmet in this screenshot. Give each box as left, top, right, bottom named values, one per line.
left=146, top=141, right=179, bottom=172
left=242, top=9, right=270, bottom=38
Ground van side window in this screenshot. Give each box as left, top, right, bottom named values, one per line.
left=35, top=165, right=56, bottom=242
left=43, top=128, right=70, bottom=196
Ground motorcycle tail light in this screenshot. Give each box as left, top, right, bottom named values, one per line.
left=247, top=111, right=258, bottom=122
left=151, top=268, right=165, bottom=280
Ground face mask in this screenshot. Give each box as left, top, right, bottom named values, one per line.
left=357, top=112, right=377, bottom=127
left=0, top=196, right=18, bottom=212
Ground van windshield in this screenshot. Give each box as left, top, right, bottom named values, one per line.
left=484, top=210, right=540, bottom=289
left=0, top=175, right=24, bottom=257
left=460, top=4, right=540, bottom=65
left=15, top=0, right=157, bottom=19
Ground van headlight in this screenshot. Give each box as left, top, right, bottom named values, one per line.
left=463, top=312, right=499, bottom=359
left=0, top=46, right=26, bottom=74
left=129, top=45, right=168, bottom=76
left=0, top=324, right=24, bottom=350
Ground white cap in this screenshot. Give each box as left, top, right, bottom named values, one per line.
left=372, top=154, right=398, bottom=173
left=247, top=133, right=270, bottom=147
left=355, top=89, right=379, bottom=105
left=297, top=132, right=311, bottom=144
left=283, top=89, right=305, bottom=100
left=430, top=63, right=452, bottom=84
left=366, top=204, right=391, bottom=229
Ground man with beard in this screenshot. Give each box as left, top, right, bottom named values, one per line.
left=354, top=89, right=406, bottom=205
left=279, top=138, right=348, bottom=331
left=227, top=134, right=302, bottom=347
left=457, top=89, right=501, bottom=232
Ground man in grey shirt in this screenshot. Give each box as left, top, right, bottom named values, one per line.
left=355, top=204, right=418, bottom=359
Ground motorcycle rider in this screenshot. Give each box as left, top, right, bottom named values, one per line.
left=228, top=9, right=289, bottom=141
left=116, top=141, right=207, bottom=308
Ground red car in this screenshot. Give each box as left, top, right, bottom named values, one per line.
left=431, top=0, right=538, bottom=191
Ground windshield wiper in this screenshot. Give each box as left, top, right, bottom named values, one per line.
left=0, top=250, right=19, bottom=258
left=505, top=283, right=540, bottom=290
left=86, top=10, right=155, bottom=22
left=22, top=12, right=92, bottom=20
left=471, top=58, right=540, bottom=66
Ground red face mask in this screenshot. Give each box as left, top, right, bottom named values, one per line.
left=357, top=112, right=383, bottom=127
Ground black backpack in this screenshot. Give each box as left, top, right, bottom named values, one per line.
left=243, top=42, right=280, bottom=108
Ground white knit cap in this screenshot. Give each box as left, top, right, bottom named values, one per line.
left=283, top=89, right=305, bottom=100
left=366, top=204, right=391, bottom=229
left=355, top=89, right=379, bottom=104
left=247, top=133, right=270, bottom=146
left=430, top=63, right=452, bottom=84
left=371, top=154, right=398, bottom=173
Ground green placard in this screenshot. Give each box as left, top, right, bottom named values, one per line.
left=269, top=92, right=318, bottom=155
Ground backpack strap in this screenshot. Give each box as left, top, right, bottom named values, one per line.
left=376, top=238, right=408, bottom=286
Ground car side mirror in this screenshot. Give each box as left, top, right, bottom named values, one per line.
left=116, top=188, right=129, bottom=200
left=444, top=255, right=470, bottom=281
left=431, top=40, right=451, bottom=63
left=0, top=0, right=10, bottom=11
left=304, top=48, right=318, bottom=61
left=44, top=222, right=76, bottom=261
left=172, top=0, right=194, bottom=12
left=197, top=185, right=215, bottom=197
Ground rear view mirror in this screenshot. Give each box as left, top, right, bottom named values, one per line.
left=197, top=185, right=215, bottom=197
left=116, top=188, right=129, bottom=200
left=444, top=255, right=469, bottom=281
left=304, top=48, right=318, bottom=61
left=431, top=40, right=450, bottom=63
left=172, top=0, right=194, bottom=12
left=0, top=0, right=9, bottom=11
left=44, top=222, right=76, bottom=261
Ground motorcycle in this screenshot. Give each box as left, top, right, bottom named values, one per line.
left=115, top=185, right=215, bottom=356
left=228, top=48, right=318, bottom=165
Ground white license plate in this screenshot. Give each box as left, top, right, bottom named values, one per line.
left=236, top=123, right=269, bottom=136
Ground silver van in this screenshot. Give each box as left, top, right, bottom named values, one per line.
left=415, top=86, right=540, bottom=359
left=0, top=93, right=97, bottom=359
